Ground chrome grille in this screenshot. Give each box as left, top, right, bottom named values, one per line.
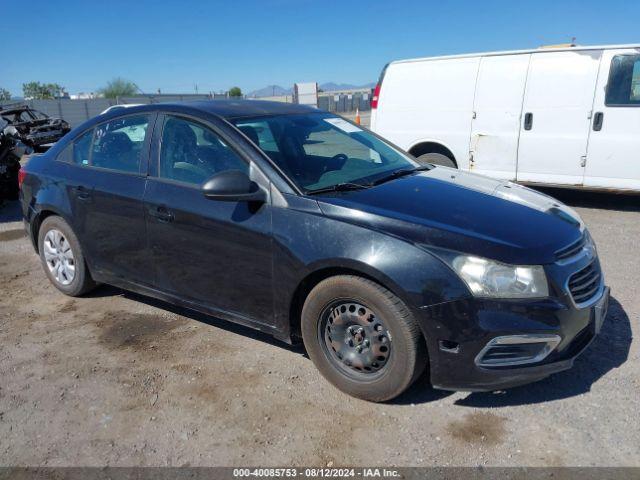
left=555, top=235, right=586, bottom=261
left=568, top=262, right=601, bottom=305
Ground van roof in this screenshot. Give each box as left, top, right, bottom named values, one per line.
left=391, top=44, right=640, bottom=65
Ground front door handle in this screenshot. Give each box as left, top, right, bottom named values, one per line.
left=593, top=112, right=604, bottom=131
left=72, top=185, right=91, bottom=201
left=524, top=112, right=533, bottom=131
left=149, top=205, right=174, bottom=223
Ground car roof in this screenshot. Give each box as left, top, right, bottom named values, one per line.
left=102, top=99, right=318, bottom=121
left=178, top=99, right=318, bottom=119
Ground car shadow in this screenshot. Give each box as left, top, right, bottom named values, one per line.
left=453, top=296, right=632, bottom=407
left=533, top=187, right=640, bottom=212
left=87, top=284, right=631, bottom=406
left=0, top=200, right=22, bottom=223
left=86, top=284, right=307, bottom=355
left=392, top=375, right=456, bottom=404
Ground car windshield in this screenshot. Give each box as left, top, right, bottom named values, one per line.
left=233, top=112, right=418, bottom=193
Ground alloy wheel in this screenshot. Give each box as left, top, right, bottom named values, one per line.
left=43, top=229, right=76, bottom=286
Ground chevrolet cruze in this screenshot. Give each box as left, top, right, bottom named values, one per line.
left=19, top=101, right=609, bottom=401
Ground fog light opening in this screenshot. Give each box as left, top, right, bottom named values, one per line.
left=475, top=334, right=561, bottom=367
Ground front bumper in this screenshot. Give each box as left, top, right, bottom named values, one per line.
left=421, top=286, right=610, bottom=391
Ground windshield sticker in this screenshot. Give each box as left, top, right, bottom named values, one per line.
left=324, top=118, right=363, bottom=134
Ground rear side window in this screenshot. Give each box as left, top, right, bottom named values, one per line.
left=91, top=115, right=150, bottom=173
left=73, top=129, right=94, bottom=165
left=159, top=116, right=248, bottom=185
left=606, top=55, right=640, bottom=106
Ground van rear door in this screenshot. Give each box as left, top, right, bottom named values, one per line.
left=584, top=48, right=640, bottom=191
left=468, top=54, right=530, bottom=180
left=372, top=57, right=479, bottom=166
left=516, top=50, right=602, bottom=186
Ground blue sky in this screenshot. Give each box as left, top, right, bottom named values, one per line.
left=2, top=0, right=639, bottom=96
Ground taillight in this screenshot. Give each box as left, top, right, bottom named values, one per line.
left=371, top=83, right=381, bottom=109
left=371, top=63, right=389, bottom=110
left=18, top=168, right=27, bottom=189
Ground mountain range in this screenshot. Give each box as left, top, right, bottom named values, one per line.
left=247, top=82, right=375, bottom=98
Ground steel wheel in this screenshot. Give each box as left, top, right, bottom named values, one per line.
left=43, top=228, right=76, bottom=286
left=319, top=300, right=392, bottom=378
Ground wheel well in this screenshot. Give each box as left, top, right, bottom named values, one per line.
left=288, top=267, right=395, bottom=343
left=31, top=210, right=58, bottom=253
left=409, top=142, right=457, bottom=166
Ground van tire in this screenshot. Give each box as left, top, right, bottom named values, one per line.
left=415, top=153, right=456, bottom=168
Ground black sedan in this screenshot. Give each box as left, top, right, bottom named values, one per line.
left=19, top=101, right=609, bottom=401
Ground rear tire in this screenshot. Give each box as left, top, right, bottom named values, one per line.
left=38, top=216, right=96, bottom=297
left=415, top=152, right=456, bottom=168
left=301, top=275, right=427, bottom=402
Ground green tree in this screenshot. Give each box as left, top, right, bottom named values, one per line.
left=0, top=88, right=11, bottom=101
left=228, top=86, right=242, bottom=98
left=98, top=78, right=138, bottom=99
left=22, top=82, right=64, bottom=99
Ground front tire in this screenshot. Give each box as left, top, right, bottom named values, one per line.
left=38, top=216, right=96, bottom=297
left=301, top=275, right=427, bottom=402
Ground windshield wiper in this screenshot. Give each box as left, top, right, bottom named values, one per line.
left=371, top=165, right=431, bottom=186
left=306, top=182, right=371, bottom=195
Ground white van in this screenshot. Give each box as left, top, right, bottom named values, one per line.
left=370, top=44, right=640, bottom=192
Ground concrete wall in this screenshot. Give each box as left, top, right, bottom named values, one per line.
left=14, top=90, right=372, bottom=129
left=22, top=94, right=213, bottom=128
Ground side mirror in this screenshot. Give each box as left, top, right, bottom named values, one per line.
left=202, top=170, right=266, bottom=202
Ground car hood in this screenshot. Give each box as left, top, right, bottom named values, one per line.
left=316, top=167, right=584, bottom=265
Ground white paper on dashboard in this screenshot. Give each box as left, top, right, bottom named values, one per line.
left=324, top=118, right=363, bottom=134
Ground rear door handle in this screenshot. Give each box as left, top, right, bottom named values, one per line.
left=72, top=185, right=91, bottom=201
left=593, top=112, right=604, bottom=131
left=149, top=205, right=174, bottom=223
left=524, top=112, right=533, bottom=131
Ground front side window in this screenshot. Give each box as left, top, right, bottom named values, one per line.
left=90, top=115, right=150, bottom=173
left=606, top=55, right=640, bottom=106
left=159, top=116, right=248, bottom=185
left=234, top=113, right=416, bottom=192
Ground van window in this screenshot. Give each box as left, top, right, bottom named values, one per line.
left=159, top=116, right=248, bottom=185
left=90, top=115, right=150, bottom=173
left=605, top=55, right=640, bottom=106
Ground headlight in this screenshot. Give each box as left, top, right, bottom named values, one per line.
left=449, top=255, right=549, bottom=298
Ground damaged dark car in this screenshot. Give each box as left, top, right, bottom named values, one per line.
left=0, top=104, right=70, bottom=152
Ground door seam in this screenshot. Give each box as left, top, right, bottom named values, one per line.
left=515, top=54, right=533, bottom=182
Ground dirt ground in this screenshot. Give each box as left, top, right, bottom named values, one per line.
left=0, top=188, right=638, bottom=467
